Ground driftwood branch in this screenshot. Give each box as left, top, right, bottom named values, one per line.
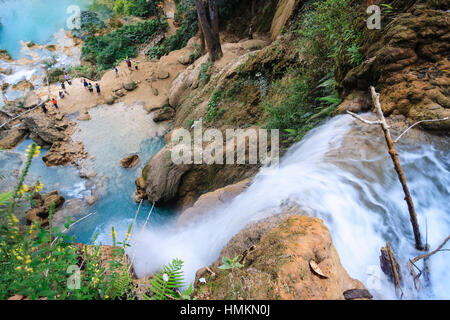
left=394, top=117, right=449, bottom=143
left=346, top=111, right=382, bottom=125
left=380, top=242, right=403, bottom=298
left=408, top=235, right=450, bottom=290
left=351, top=87, right=424, bottom=250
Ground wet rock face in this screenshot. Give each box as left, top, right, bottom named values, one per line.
left=152, top=106, right=175, bottom=122
left=22, top=114, right=66, bottom=147
left=25, top=191, right=65, bottom=226
left=0, top=126, right=27, bottom=149
left=195, top=212, right=368, bottom=300
left=142, top=145, right=192, bottom=204
left=342, top=5, right=450, bottom=130
left=121, top=154, right=139, bottom=168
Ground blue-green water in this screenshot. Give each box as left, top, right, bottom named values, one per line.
left=0, top=0, right=91, bottom=59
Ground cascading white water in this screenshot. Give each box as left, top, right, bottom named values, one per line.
left=131, top=114, right=449, bottom=300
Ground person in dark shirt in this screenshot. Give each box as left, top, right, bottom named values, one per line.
left=95, top=83, right=101, bottom=95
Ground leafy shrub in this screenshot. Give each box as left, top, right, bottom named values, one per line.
left=206, top=90, right=225, bottom=123
left=113, top=0, right=158, bottom=17
left=72, top=10, right=106, bottom=38
left=198, top=61, right=213, bottom=86
left=82, top=18, right=166, bottom=69
left=149, top=0, right=198, bottom=59
left=0, top=144, right=134, bottom=300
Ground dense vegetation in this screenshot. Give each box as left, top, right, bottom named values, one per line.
left=262, top=0, right=364, bottom=141
left=82, top=18, right=167, bottom=70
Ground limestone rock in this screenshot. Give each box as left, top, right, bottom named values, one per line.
left=22, top=114, right=66, bottom=146
left=177, top=178, right=252, bottom=225
left=157, top=71, right=170, bottom=79
left=104, top=95, right=116, bottom=105
left=153, top=107, right=175, bottom=122
left=23, top=91, right=41, bottom=109
left=178, top=55, right=193, bottom=65
left=85, top=195, right=97, bottom=206
left=123, top=80, right=137, bottom=91
left=335, top=91, right=371, bottom=115
left=142, top=145, right=192, bottom=204
left=195, top=211, right=369, bottom=300
left=121, top=154, right=139, bottom=168
left=25, top=191, right=65, bottom=226
left=0, top=126, right=27, bottom=149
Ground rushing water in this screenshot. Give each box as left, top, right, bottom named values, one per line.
left=131, top=115, right=449, bottom=299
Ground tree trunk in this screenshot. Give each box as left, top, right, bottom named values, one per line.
left=197, top=12, right=206, bottom=53
left=194, top=0, right=222, bottom=61
left=208, top=0, right=220, bottom=35
left=370, top=86, right=424, bottom=251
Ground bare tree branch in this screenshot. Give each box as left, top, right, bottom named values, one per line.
left=346, top=111, right=381, bottom=125
left=394, top=117, right=449, bottom=143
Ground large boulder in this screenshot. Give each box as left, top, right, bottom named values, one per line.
left=195, top=209, right=369, bottom=300
left=341, top=5, right=450, bottom=130
left=153, top=107, right=175, bottom=122
left=121, top=154, right=139, bottom=168
left=25, top=191, right=65, bottom=226
left=23, top=91, right=41, bottom=109
left=42, top=141, right=87, bottom=166
left=22, top=114, right=66, bottom=146
left=177, top=178, right=252, bottom=226
left=123, top=80, right=137, bottom=91
left=142, top=145, right=192, bottom=204
left=0, top=126, right=27, bottom=149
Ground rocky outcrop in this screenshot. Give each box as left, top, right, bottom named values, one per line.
left=123, top=80, right=137, bottom=91
left=177, top=178, right=252, bottom=225
left=341, top=3, right=450, bottom=130
left=42, top=141, right=87, bottom=166
left=25, top=191, right=65, bottom=226
left=0, top=126, right=27, bottom=149
left=23, top=91, right=41, bottom=109
left=153, top=106, right=176, bottom=122
left=142, top=145, right=192, bottom=204
left=195, top=210, right=369, bottom=300
left=22, top=114, right=67, bottom=147
left=121, top=154, right=139, bottom=168
left=270, top=0, right=299, bottom=40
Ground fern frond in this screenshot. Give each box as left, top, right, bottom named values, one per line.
left=148, top=258, right=186, bottom=300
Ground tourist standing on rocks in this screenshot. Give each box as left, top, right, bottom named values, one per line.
left=126, top=58, right=132, bottom=70
left=95, top=83, right=101, bottom=95
left=51, top=98, right=59, bottom=109
left=88, top=83, right=94, bottom=93
left=83, top=79, right=88, bottom=90
left=61, top=82, right=68, bottom=94
left=59, top=91, right=64, bottom=99
left=114, top=66, right=119, bottom=77
left=64, top=73, right=72, bottom=85
left=249, top=24, right=254, bottom=40
left=41, top=104, right=47, bottom=114
left=134, top=61, right=139, bottom=71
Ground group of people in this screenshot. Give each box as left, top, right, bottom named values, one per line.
left=82, top=79, right=101, bottom=95
left=41, top=58, right=138, bottom=115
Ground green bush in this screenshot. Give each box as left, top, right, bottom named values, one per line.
left=113, top=0, right=158, bottom=18
left=82, top=18, right=166, bottom=70
left=149, top=0, right=198, bottom=59
left=0, top=144, right=134, bottom=300
left=206, top=90, right=225, bottom=123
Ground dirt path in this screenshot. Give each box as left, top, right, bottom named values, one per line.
left=163, top=0, right=178, bottom=36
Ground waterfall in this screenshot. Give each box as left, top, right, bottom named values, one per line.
left=131, top=114, right=449, bottom=299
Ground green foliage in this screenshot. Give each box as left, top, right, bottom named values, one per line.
left=218, top=255, right=244, bottom=271
left=82, top=18, right=166, bottom=70
left=0, top=144, right=135, bottom=300
left=113, top=0, right=159, bottom=17
left=206, top=90, right=225, bottom=123
left=67, top=65, right=104, bottom=81
left=145, top=258, right=193, bottom=300
left=265, top=72, right=339, bottom=142
left=148, top=0, right=198, bottom=59
left=72, top=10, right=107, bottom=38
left=296, top=0, right=364, bottom=69
left=198, top=61, right=213, bottom=86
